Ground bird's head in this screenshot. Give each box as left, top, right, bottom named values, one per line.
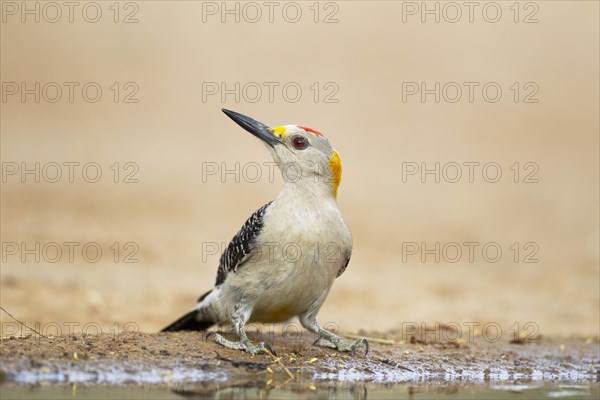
left=222, top=109, right=342, bottom=198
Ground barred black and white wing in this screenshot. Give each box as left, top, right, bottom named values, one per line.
left=215, top=202, right=273, bottom=286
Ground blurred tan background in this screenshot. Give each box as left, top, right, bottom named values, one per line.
left=1, top=1, right=598, bottom=338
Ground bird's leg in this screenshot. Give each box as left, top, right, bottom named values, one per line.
left=207, top=304, right=276, bottom=355
left=299, top=314, right=369, bottom=355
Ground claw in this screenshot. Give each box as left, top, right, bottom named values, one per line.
left=205, top=331, right=276, bottom=355
left=262, top=342, right=277, bottom=357
left=352, top=338, right=369, bottom=356
left=313, top=335, right=369, bottom=356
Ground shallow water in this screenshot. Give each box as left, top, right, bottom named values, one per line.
left=2, top=382, right=599, bottom=400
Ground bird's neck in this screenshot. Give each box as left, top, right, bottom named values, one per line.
left=278, top=178, right=339, bottom=206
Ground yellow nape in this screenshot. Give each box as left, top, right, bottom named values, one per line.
left=272, top=126, right=287, bottom=139
left=330, top=150, right=342, bottom=198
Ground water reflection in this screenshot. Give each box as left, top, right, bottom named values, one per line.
left=5, top=381, right=598, bottom=400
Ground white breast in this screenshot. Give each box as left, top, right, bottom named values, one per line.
left=222, top=190, right=353, bottom=323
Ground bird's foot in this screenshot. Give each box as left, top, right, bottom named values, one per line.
left=206, top=331, right=277, bottom=356
left=314, top=336, right=369, bottom=356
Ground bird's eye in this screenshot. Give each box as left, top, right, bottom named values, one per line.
left=292, top=136, right=308, bottom=150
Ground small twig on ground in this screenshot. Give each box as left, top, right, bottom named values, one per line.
left=0, top=306, right=48, bottom=339
left=213, top=352, right=268, bottom=370
left=344, top=333, right=394, bottom=345
left=263, top=348, right=295, bottom=380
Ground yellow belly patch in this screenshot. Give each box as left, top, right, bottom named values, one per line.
left=252, top=305, right=297, bottom=323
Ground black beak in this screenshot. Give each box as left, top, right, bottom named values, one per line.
left=222, top=109, right=282, bottom=147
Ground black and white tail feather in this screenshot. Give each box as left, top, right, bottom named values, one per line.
left=160, top=202, right=272, bottom=332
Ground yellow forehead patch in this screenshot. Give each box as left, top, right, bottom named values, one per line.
left=272, top=126, right=287, bottom=138
left=330, top=150, right=342, bottom=198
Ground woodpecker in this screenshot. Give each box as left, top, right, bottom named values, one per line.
left=161, top=109, right=368, bottom=356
